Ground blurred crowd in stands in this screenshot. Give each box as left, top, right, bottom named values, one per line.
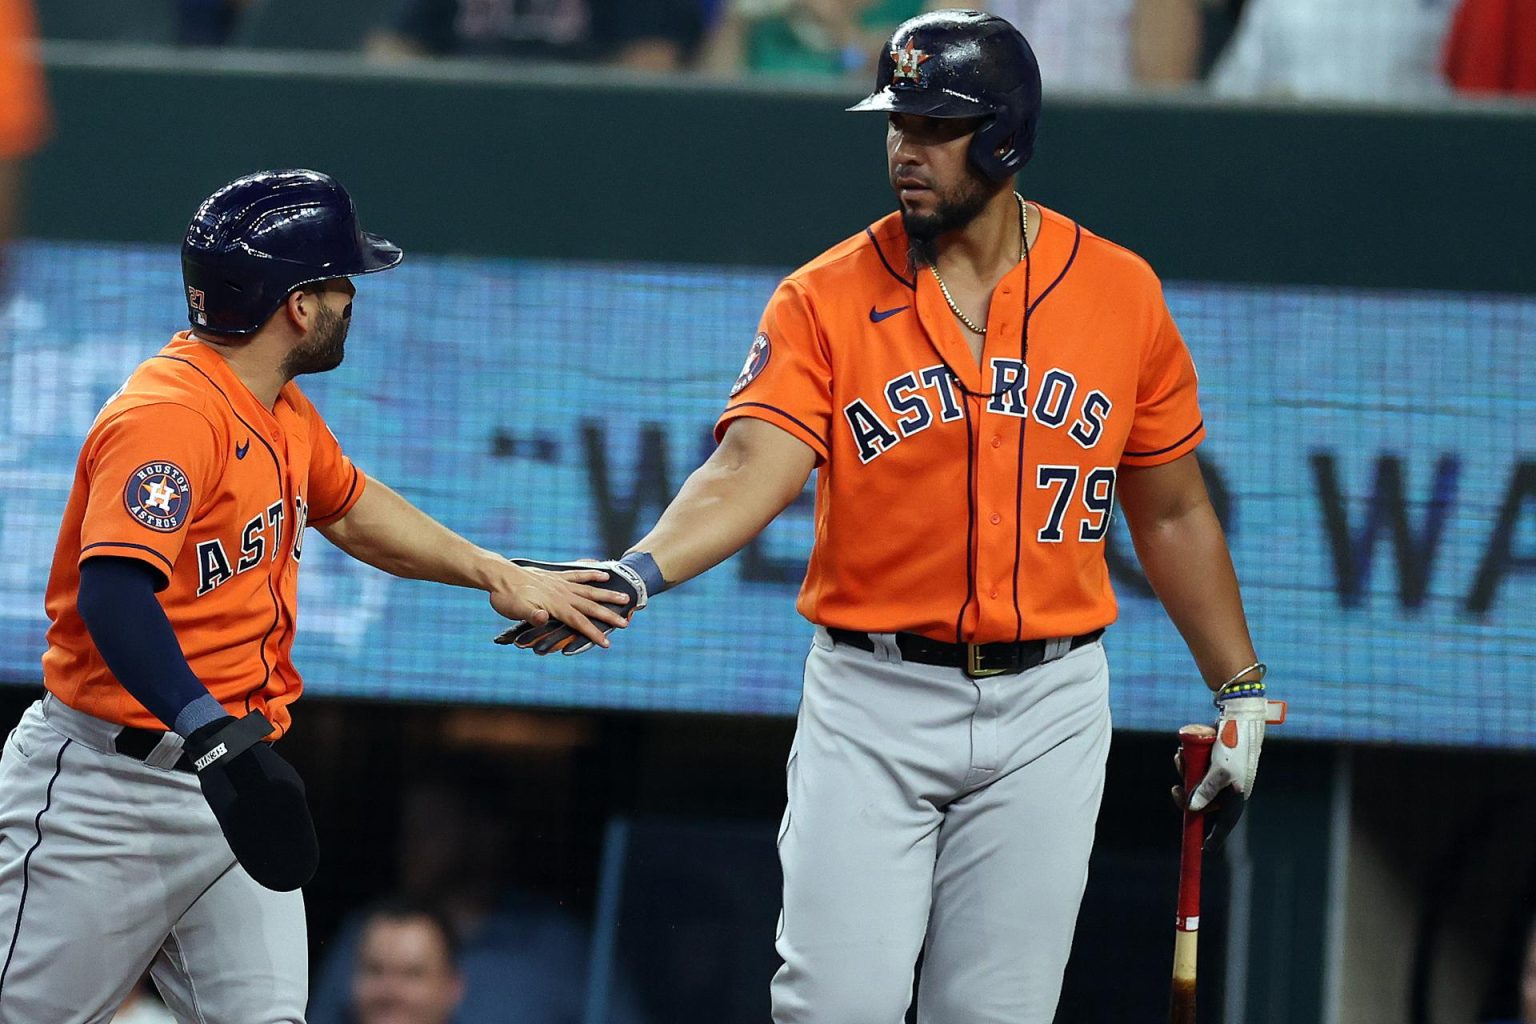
left=2, top=0, right=1533, bottom=284
left=13, top=0, right=1536, bottom=99
left=3, top=0, right=1531, bottom=290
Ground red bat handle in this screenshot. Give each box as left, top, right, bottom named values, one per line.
left=1170, top=724, right=1216, bottom=1024
left=1177, top=727, right=1216, bottom=929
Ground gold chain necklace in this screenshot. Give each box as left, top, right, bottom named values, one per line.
left=930, top=193, right=1029, bottom=337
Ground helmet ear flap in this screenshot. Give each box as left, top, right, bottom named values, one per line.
left=968, top=86, right=1036, bottom=182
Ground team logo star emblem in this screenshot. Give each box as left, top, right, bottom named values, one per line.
left=730, top=332, right=772, bottom=397
left=143, top=480, right=177, bottom=512
left=891, top=38, right=934, bottom=86
left=123, top=461, right=192, bottom=533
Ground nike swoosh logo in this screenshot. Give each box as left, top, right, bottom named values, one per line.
left=869, top=305, right=909, bottom=323
left=235, top=439, right=250, bottom=460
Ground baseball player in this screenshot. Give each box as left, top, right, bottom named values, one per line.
left=0, top=169, right=629, bottom=1023
left=501, top=11, right=1278, bottom=1023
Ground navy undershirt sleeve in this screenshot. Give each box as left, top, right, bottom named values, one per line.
left=76, top=556, right=219, bottom=734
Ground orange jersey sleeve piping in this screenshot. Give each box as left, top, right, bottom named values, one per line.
left=77, top=541, right=176, bottom=585
left=308, top=464, right=367, bottom=527
left=1120, top=419, right=1205, bottom=467
left=716, top=403, right=831, bottom=463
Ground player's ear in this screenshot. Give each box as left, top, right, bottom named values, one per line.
left=283, top=287, right=313, bottom=331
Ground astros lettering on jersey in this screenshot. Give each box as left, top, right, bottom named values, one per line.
left=716, top=205, right=1204, bottom=643
left=42, top=333, right=365, bottom=734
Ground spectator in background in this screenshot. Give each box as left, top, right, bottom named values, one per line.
left=1209, top=0, right=1458, bottom=101
left=309, top=767, right=647, bottom=1024
left=1442, top=0, right=1536, bottom=96
left=0, top=0, right=49, bottom=293
left=699, top=0, right=922, bottom=79
left=925, top=0, right=1204, bottom=91
left=365, top=0, right=704, bottom=71
left=351, top=900, right=466, bottom=1024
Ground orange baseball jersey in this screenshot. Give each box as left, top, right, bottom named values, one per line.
left=715, top=204, right=1204, bottom=643
left=42, top=332, right=366, bottom=733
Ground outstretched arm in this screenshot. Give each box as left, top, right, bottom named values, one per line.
left=319, top=479, right=629, bottom=646
left=629, top=417, right=818, bottom=586
left=498, top=418, right=817, bottom=655
left=1117, top=451, right=1258, bottom=691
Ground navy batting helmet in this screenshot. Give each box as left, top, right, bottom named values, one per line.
left=181, top=169, right=403, bottom=335
left=848, top=10, right=1042, bottom=182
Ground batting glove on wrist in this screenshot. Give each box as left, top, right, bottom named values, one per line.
left=495, top=558, right=648, bottom=655
left=184, top=711, right=318, bottom=892
left=1186, top=681, right=1287, bottom=849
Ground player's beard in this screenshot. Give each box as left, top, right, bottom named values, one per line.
left=901, top=169, right=994, bottom=269
left=283, top=303, right=351, bottom=378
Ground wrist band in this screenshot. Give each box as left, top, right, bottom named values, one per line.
left=619, top=550, right=669, bottom=595
left=1216, top=679, right=1267, bottom=703
left=1215, top=661, right=1267, bottom=705
left=174, top=693, right=228, bottom=738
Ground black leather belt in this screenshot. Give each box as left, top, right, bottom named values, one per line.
left=115, top=726, right=194, bottom=773
left=826, top=628, right=1104, bottom=678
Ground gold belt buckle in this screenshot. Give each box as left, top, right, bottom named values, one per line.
left=966, top=644, right=1007, bottom=679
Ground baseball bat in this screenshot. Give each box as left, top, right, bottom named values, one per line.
left=1170, top=723, right=1217, bottom=1024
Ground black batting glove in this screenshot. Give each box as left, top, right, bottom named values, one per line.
left=494, top=558, right=648, bottom=655
left=185, top=712, right=318, bottom=892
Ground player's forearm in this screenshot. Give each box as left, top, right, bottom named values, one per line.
left=630, top=453, right=804, bottom=587
left=1128, top=501, right=1258, bottom=691
left=319, top=479, right=504, bottom=591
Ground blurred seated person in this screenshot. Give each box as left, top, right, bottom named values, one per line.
left=351, top=900, right=465, bottom=1024
left=365, top=0, right=703, bottom=71
left=699, top=0, right=923, bottom=78
left=942, top=0, right=1202, bottom=89
left=0, top=0, right=49, bottom=294
left=309, top=767, right=646, bottom=1024
left=313, top=889, right=649, bottom=1023
left=1209, top=0, right=1458, bottom=100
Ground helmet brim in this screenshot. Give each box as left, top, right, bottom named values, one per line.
left=847, top=87, right=993, bottom=118
left=278, top=233, right=404, bottom=296
left=353, top=232, right=404, bottom=275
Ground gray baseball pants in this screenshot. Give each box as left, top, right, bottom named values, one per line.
left=771, top=627, right=1112, bottom=1024
left=0, top=695, right=307, bottom=1023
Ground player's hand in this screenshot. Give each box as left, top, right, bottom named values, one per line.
left=1170, top=747, right=1244, bottom=853
left=488, top=559, right=631, bottom=651
left=1179, top=682, right=1287, bottom=851
left=494, top=557, right=649, bottom=655
left=184, top=711, right=318, bottom=892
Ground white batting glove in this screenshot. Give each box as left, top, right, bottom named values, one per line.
left=1188, top=680, right=1287, bottom=812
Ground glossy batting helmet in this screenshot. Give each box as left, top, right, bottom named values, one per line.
left=848, top=10, right=1042, bottom=182
left=181, top=169, right=403, bottom=335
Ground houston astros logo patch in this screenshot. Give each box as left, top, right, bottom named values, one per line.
left=731, top=332, right=772, bottom=397
left=124, top=461, right=192, bottom=532
left=891, top=39, right=933, bottom=87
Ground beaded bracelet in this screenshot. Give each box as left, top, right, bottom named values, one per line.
left=1215, top=662, right=1267, bottom=704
